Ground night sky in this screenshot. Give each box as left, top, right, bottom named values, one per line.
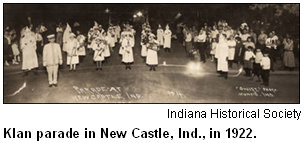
left=3, top=4, right=299, bottom=38
left=4, top=4, right=251, bottom=26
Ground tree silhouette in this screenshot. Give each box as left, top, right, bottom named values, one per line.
left=250, top=4, right=299, bottom=17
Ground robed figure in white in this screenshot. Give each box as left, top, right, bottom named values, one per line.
left=164, top=24, right=172, bottom=51
left=63, top=23, right=72, bottom=52
left=157, top=24, right=164, bottom=46
left=215, top=32, right=229, bottom=78
left=92, top=37, right=105, bottom=70
left=101, top=33, right=111, bottom=58
left=21, top=27, right=38, bottom=71
left=66, top=33, right=79, bottom=66
left=122, top=34, right=135, bottom=70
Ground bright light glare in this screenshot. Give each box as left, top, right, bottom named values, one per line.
left=105, top=8, right=110, bottom=13
left=137, top=12, right=143, bottom=17
left=133, top=15, right=137, bottom=18
left=188, top=62, right=201, bottom=71
left=186, top=61, right=205, bottom=77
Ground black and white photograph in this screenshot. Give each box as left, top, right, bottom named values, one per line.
left=3, top=3, right=300, bottom=103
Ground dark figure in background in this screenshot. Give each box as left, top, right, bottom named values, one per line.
left=265, top=32, right=277, bottom=72
left=4, top=30, right=13, bottom=66
left=243, top=46, right=256, bottom=77
left=234, top=37, right=245, bottom=66
left=257, top=30, right=267, bottom=51
left=56, top=22, right=64, bottom=46
left=34, top=28, right=44, bottom=58
left=37, top=22, right=48, bottom=46
left=196, top=28, right=207, bottom=63
left=176, top=22, right=184, bottom=44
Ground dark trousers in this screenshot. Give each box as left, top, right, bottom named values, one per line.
left=177, top=33, right=183, bottom=43
left=261, top=70, right=270, bottom=85
left=197, top=42, right=206, bottom=62
left=228, top=60, right=233, bottom=68
left=252, top=63, right=262, bottom=77
left=269, top=47, right=277, bottom=71
left=79, top=56, right=85, bottom=63
left=244, top=68, right=252, bottom=76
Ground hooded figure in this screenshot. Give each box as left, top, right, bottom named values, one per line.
left=93, top=37, right=105, bottom=61
left=164, top=24, right=172, bottom=50
left=21, top=27, right=38, bottom=73
left=215, top=27, right=229, bottom=79
left=93, top=21, right=99, bottom=29
left=157, top=24, right=164, bottom=46
left=92, top=37, right=105, bottom=70
left=119, top=31, right=127, bottom=55
left=76, top=31, right=86, bottom=62
left=66, top=33, right=79, bottom=68
left=122, top=33, right=135, bottom=69
left=63, top=23, right=72, bottom=52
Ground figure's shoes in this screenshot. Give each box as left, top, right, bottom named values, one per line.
left=49, top=84, right=53, bottom=88
left=53, top=84, right=58, bottom=87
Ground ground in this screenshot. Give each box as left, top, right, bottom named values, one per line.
left=3, top=35, right=300, bottom=103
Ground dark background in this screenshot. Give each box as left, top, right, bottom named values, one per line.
left=4, top=4, right=300, bottom=39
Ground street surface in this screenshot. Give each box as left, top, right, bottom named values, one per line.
left=3, top=35, right=299, bottom=103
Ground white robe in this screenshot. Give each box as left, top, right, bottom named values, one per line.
left=77, top=35, right=86, bottom=56
left=92, top=43, right=105, bottom=61
left=21, top=36, right=38, bottom=70
left=216, top=36, right=229, bottom=72
left=122, top=39, right=134, bottom=63
left=66, top=39, right=79, bottom=65
left=146, top=43, right=158, bottom=65
left=157, top=29, right=164, bottom=46
left=63, top=26, right=71, bottom=52
left=141, top=43, right=147, bottom=57
left=227, top=40, right=236, bottom=60
left=164, top=29, right=172, bottom=48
